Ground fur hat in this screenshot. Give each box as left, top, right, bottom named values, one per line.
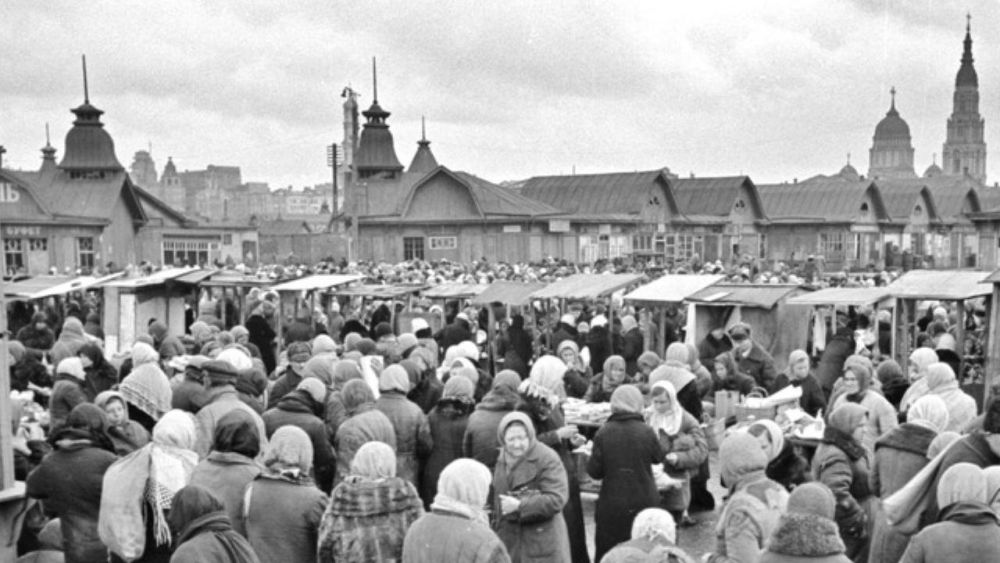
left=286, top=341, right=312, bottom=363
left=787, top=482, right=836, bottom=519
left=296, top=378, right=328, bottom=404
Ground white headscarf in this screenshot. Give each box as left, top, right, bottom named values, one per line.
left=646, top=380, right=684, bottom=436
left=907, top=394, right=950, bottom=434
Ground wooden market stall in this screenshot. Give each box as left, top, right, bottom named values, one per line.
left=469, top=280, right=549, bottom=372
left=983, top=269, right=1000, bottom=406
left=0, top=279, right=26, bottom=561
left=336, top=283, right=427, bottom=334
left=530, top=273, right=645, bottom=351
left=687, top=284, right=812, bottom=373
left=622, top=274, right=724, bottom=356
left=101, top=268, right=215, bottom=353
left=270, top=274, right=365, bottom=348
left=786, top=286, right=893, bottom=357
left=886, top=269, right=992, bottom=406
left=198, top=272, right=274, bottom=328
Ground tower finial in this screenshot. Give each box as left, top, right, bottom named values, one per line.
left=967, top=12, right=971, bottom=33
left=45, top=123, right=51, bottom=146
left=846, top=152, right=851, bottom=165
left=933, top=152, right=937, bottom=165
left=421, top=116, right=426, bottom=141
left=372, top=57, right=378, bottom=104
left=890, top=86, right=896, bottom=110
left=82, top=54, right=89, bottom=103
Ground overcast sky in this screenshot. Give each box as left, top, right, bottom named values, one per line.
left=2, top=0, right=998, bottom=189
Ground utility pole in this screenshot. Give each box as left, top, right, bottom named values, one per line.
left=327, top=143, right=344, bottom=214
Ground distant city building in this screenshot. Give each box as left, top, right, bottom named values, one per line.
left=942, top=17, right=986, bottom=182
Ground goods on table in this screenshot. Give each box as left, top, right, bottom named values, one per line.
left=563, top=399, right=612, bottom=425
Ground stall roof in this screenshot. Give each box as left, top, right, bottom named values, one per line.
left=337, top=284, right=427, bottom=299
left=787, top=287, right=891, bottom=307
left=981, top=269, right=1000, bottom=284
left=4, top=276, right=75, bottom=299
left=103, top=267, right=205, bottom=289
left=270, top=274, right=365, bottom=292
left=470, top=281, right=549, bottom=306
left=531, top=273, right=644, bottom=300
left=199, top=273, right=274, bottom=288
left=172, top=269, right=219, bottom=285
left=623, top=274, right=723, bottom=304
left=31, top=272, right=126, bottom=299
left=421, top=283, right=489, bottom=300
left=690, top=284, right=806, bottom=308
left=887, top=270, right=992, bottom=300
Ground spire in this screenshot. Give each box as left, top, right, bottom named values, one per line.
left=889, top=86, right=897, bottom=114
left=372, top=57, right=378, bottom=104
left=409, top=116, right=438, bottom=174
left=846, top=152, right=851, bottom=165
left=82, top=54, right=89, bottom=104
left=354, top=57, right=403, bottom=178
left=956, top=13, right=978, bottom=87
left=421, top=115, right=426, bottom=141
left=41, top=123, right=56, bottom=160
left=59, top=55, right=124, bottom=172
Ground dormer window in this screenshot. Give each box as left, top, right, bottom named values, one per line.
left=733, top=199, right=747, bottom=213
left=914, top=204, right=923, bottom=217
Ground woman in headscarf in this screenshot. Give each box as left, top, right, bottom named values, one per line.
left=26, top=404, right=118, bottom=563
left=189, top=410, right=263, bottom=528
left=518, top=356, right=589, bottom=563
left=50, top=317, right=91, bottom=367
left=868, top=394, right=948, bottom=563
left=588, top=385, right=667, bottom=561
left=899, top=463, right=1000, bottom=562
left=650, top=347, right=704, bottom=422
left=99, top=409, right=199, bottom=563
left=48, top=357, right=89, bottom=432
left=556, top=341, right=591, bottom=399
left=899, top=347, right=939, bottom=414
left=602, top=508, right=696, bottom=563
left=334, top=379, right=397, bottom=487
left=584, top=355, right=630, bottom=403
left=318, top=441, right=424, bottom=562
left=119, top=345, right=173, bottom=434
left=646, top=381, right=708, bottom=524
left=494, top=411, right=571, bottom=562
left=376, top=364, right=433, bottom=488
left=499, top=313, right=533, bottom=380
left=635, top=351, right=662, bottom=388
left=775, top=349, right=827, bottom=417
left=714, top=351, right=755, bottom=395
left=827, top=355, right=897, bottom=452
left=240, top=425, right=328, bottom=563
left=463, top=370, right=522, bottom=470
left=403, top=458, right=511, bottom=563
left=875, top=359, right=909, bottom=413
left=324, top=359, right=364, bottom=438
left=812, top=403, right=872, bottom=562
left=95, top=390, right=151, bottom=455
left=168, top=485, right=260, bottom=563
left=705, top=432, right=789, bottom=563
left=924, top=362, right=977, bottom=433
left=421, top=374, right=476, bottom=508
left=78, top=342, right=118, bottom=401
left=758, top=482, right=851, bottom=563
left=747, top=419, right=810, bottom=492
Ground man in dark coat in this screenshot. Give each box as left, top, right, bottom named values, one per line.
left=697, top=328, right=732, bottom=367
left=620, top=315, right=644, bottom=376
left=587, top=317, right=613, bottom=375
left=549, top=313, right=578, bottom=351
left=16, top=312, right=55, bottom=358
left=246, top=302, right=277, bottom=376
left=815, top=326, right=854, bottom=397
left=728, top=323, right=779, bottom=393
left=267, top=341, right=312, bottom=409
left=262, top=378, right=336, bottom=492
left=435, top=314, right=474, bottom=352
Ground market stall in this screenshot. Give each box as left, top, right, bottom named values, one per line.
left=623, top=274, right=724, bottom=356
left=270, top=274, right=365, bottom=347
left=469, top=280, right=548, bottom=372
left=687, top=284, right=812, bottom=373
left=336, top=283, right=427, bottom=333
left=0, top=281, right=25, bottom=560
left=198, top=272, right=274, bottom=327
left=531, top=273, right=645, bottom=352
left=786, top=286, right=893, bottom=358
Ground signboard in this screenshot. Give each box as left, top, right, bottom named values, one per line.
left=548, top=220, right=570, bottom=233
left=503, top=225, right=522, bottom=233
left=428, top=236, right=457, bottom=250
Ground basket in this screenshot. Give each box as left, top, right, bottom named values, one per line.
left=734, top=388, right=776, bottom=422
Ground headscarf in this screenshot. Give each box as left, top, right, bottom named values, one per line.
left=842, top=355, right=873, bottom=399
left=119, top=363, right=173, bottom=421
left=212, top=410, right=261, bottom=458
left=827, top=403, right=868, bottom=435
left=637, top=351, right=661, bottom=372
left=145, top=410, right=200, bottom=546
left=443, top=374, right=475, bottom=399
left=788, top=349, right=809, bottom=369
left=349, top=441, right=396, bottom=480
left=216, top=348, right=253, bottom=373
left=664, top=342, right=688, bottom=364
left=748, top=419, right=785, bottom=462
left=8, top=340, right=26, bottom=363
left=521, top=355, right=567, bottom=405
left=302, top=355, right=336, bottom=386
left=379, top=364, right=410, bottom=393
left=647, top=381, right=684, bottom=436
left=342, top=379, right=376, bottom=416
left=492, top=370, right=522, bottom=393
left=927, top=431, right=961, bottom=460
left=56, top=357, right=86, bottom=381
left=432, top=458, right=493, bottom=523
left=907, top=394, right=950, bottom=433
left=153, top=409, right=198, bottom=450
left=621, top=315, right=638, bottom=333
left=408, top=346, right=437, bottom=370
left=936, top=463, right=986, bottom=510
left=50, top=403, right=115, bottom=452
left=787, top=482, right=836, bottom=519
left=132, top=342, right=160, bottom=367
left=876, top=359, right=905, bottom=385
left=450, top=362, right=480, bottom=387
left=296, top=378, right=328, bottom=404
left=229, top=325, right=250, bottom=342
left=909, top=348, right=939, bottom=381
left=649, top=364, right=695, bottom=392
left=94, top=390, right=128, bottom=422
left=263, top=425, right=314, bottom=479
left=168, top=485, right=257, bottom=561
left=925, top=362, right=958, bottom=392
left=719, top=431, right=768, bottom=486
left=333, top=360, right=363, bottom=388
left=311, top=334, right=338, bottom=357
left=78, top=342, right=108, bottom=369
left=603, top=355, right=626, bottom=375
left=983, top=466, right=1000, bottom=512
left=630, top=508, right=676, bottom=544
left=496, top=411, right=536, bottom=451
left=609, top=384, right=644, bottom=414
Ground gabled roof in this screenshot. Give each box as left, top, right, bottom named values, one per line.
left=671, top=176, right=764, bottom=219
left=875, top=176, right=981, bottom=222
left=519, top=170, right=677, bottom=217
left=0, top=169, right=56, bottom=219
left=34, top=170, right=147, bottom=225
left=757, top=179, right=888, bottom=223
left=873, top=180, right=940, bottom=223
left=351, top=172, right=426, bottom=218
left=131, top=184, right=193, bottom=227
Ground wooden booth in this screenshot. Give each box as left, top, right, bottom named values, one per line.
left=786, top=286, right=893, bottom=358
left=469, top=280, right=549, bottom=373
left=198, top=272, right=274, bottom=328
left=270, top=274, right=364, bottom=348
left=531, top=273, right=645, bottom=352
left=336, top=283, right=427, bottom=334
left=622, top=274, right=724, bottom=357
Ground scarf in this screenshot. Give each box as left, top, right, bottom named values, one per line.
left=646, top=381, right=683, bottom=436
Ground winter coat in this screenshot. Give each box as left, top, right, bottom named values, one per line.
left=463, top=388, right=519, bottom=470
left=494, top=440, right=571, bottom=563
left=734, top=341, right=779, bottom=393
left=867, top=423, right=936, bottom=563
left=436, top=320, right=473, bottom=351
left=899, top=502, right=1000, bottom=563
left=766, top=441, right=811, bottom=492
left=376, top=391, right=433, bottom=488
left=266, top=366, right=302, bottom=410
left=549, top=322, right=577, bottom=352
left=921, top=431, right=1000, bottom=525
left=587, top=327, right=612, bottom=374
left=710, top=471, right=789, bottom=563
left=622, top=328, right=644, bottom=375
left=240, top=475, right=327, bottom=563
left=49, top=324, right=89, bottom=367
left=172, top=378, right=210, bottom=414
left=10, top=356, right=51, bottom=393
left=407, top=373, right=444, bottom=414
left=48, top=377, right=88, bottom=432
left=324, top=389, right=350, bottom=442
left=698, top=333, right=732, bottom=367
left=245, top=314, right=277, bottom=376
left=195, top=387, right=268, bottom=459
left=170, top=512, right=260, bottom=563
left=83, top=363, right=118, bottom=402
left=500, top=327, right=533, bottom=379
left=26, top=441, right=117, bottom=563
left=602, top=537, right=696, bottom=563
left=815, top=333, right=853, bottom=396
left=334, top=405, right=397, bottom=486
left=262, top=391, right=336, bottom=492
left=759, top=513, right=852, bottom=563
left=318, top=476, right=424, bottom=562
left=107, top=420, right=151, bottom=456
left=190, top=452, right=262, bottom=531
left=421, top=398, right=473, bottom=507
left=563, top=367, right=591, bottom=399
left=829, top=391, right=898, bottom=453
left=774, top=373, right=827, bottom=417
left=812, top=427, right=872, bottom=558
left=651, top=410, right=708, bottom=482
left=588, top=412, right=666, bottom=562
left=403, top=509, right=511, bottom=563
left=17, top=324, right=55, bottom=353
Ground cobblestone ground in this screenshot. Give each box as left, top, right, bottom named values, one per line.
left=581, top=450, right=724, bottom=560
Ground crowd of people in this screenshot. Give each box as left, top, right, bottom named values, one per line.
left=6, top=259, right=999, bottom=563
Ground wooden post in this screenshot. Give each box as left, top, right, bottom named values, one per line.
left=659, top=307, right=667, bottom=358
left=0, top=297, right=14, bottom=490
left=987, top=284, right=1000, bottom=405
left=607, top=296, right=616, bottom=352
left=487, top=305, right=497, bottom=375
left=955, top=299, right=966, bottom=382
left=239, top=286, right=247, bottom=325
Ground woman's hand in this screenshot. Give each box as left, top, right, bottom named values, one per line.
left=665, top=453, right=679, bottom=465
left=569, top=434, right=587, bottom=447
left=556, top=424, right=579, bottom=441
left=499, top=494, right=521, bottom=516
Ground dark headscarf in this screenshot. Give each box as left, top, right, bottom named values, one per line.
left=49, top=403, right=116, bottom=452
left=169, top=485, right=256, bottom=562
left=212, top=410, right=261, bottom=458
left=399, top=359, right=423, bottom=389
left=342, top=379, right=375, bottom=415
left=78, top=342, right=108, bottom=368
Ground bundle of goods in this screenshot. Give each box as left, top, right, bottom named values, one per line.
left=563, top=398, right=612, bottom=425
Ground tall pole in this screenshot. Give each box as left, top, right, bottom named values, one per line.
left=332, top=143, right=338, bottom=214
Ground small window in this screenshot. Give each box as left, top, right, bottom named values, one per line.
left=4, top=238, right=24, bottom=274
left=914, top=204, right=923, bottom=217
left=403, top=237, right=425, bottom=260
left=28, top=238, right=47, bottom=252
left=733, top=199, right=747, bottom=213
left=860, top=202, right=870, bottom=215
left=76, top=237, right=95, bottom=271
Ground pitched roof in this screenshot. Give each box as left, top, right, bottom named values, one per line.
left=450, top=171, right=562, bottom=217
left=756, top=179, right=887, bottom=223
left=519, top=170, right=676, bottom=216
left=131, top=184, right=193, bottom=227
left=671, top=176, right=764, bottom=219
left=874, top=176, right=981, bottom=221
left=872, top=180, right=939, bottom=222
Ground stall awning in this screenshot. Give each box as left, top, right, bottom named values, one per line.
left=336, top=284, right=427, bottom=300
left=788, top=287, right=891, bottom=307
left=887, top=270, right=992, bottom=300
left=980, top=269, right=1000, bottom=284
left=531, top=273, right=644, bottom=300
left=421, top=283, right=489, bottom=300
left=31, top=272, right=126, bottom=299
left=172, top=269, right=219, bottom=285
left=199, top=273, right=274, bottom=288
left=103, top=267, right=205, bottom=289
left=470, top=281, right=549, bottom=306
left=623, top=274, right=723, bottom=305
left=689, top=284, right=805, bottom=309
left=270, top=274, right=365, bottom=293
left=5, top=276, right=75, bottom=299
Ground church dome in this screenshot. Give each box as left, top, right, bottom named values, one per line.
left=58, top=101, right=123, bottom=172
left=837, top=163, right=860, bottom=182
left=874, top=105, right=911, bottom=140
left=924, top=162, right=943, bottom=178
